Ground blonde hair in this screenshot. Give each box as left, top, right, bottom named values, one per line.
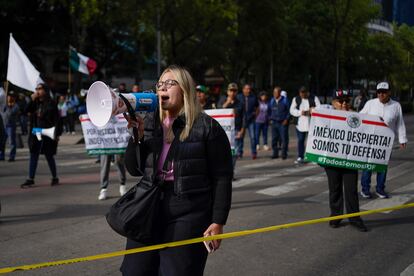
left=158, top=65, right=202, bottom=142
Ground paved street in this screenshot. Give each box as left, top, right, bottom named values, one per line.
left=1, top=115, right=414, bottom=276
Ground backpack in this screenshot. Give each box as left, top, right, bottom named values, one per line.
left=295, top=95, right=316, bottom=110
left=292, top=95, right=316, bottom=125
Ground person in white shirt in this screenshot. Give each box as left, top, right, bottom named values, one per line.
left=289, top=86, right=321, bottom=164
left=359, top=82, right=407, bottom=199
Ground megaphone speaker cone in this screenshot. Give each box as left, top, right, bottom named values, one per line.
left=86, top=81, right=114, bottom=127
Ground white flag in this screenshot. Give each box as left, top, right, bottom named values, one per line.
left=7, top=34, right=43, bottom=92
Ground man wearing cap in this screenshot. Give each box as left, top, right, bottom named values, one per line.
left=196, top=85, right=213, bottom=110
left=220, top=83, right=244, bottom=180
left=359, top=82, right=407, bottom=199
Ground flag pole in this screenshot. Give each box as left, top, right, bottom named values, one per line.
left=4, top=80, right=9, bottom=97
left=68, top=46, right=71, bottom=95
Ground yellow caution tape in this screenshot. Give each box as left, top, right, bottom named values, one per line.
left=1, top=202, right=413, bottom=274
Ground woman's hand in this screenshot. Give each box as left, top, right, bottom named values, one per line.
left=123, top=113, right=144, bottom=140
left=203, top=223, right=224, bottom=250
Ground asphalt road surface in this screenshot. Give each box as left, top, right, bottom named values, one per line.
left=1, top=115, right=414, bottom=276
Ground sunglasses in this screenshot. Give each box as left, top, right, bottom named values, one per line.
left=377, top=90, right=388, bottom=94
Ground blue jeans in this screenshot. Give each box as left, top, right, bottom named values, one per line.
left=296, top=129, right=307, bottom=159
left=271, top=121, right=288, bottom=158
left=255, top=122, right=268, bottom=146
left=0, top=126, right=17, bottom=160
left=232, top=129, right=242, bottom=171
left=237, top=122, right=256, bottom=157
left=361, top=170, right=387, bottom=192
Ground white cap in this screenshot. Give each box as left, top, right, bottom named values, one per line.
left=281, top=91, right=287, bottom=97
left=376, top=82, right=390, bottom=91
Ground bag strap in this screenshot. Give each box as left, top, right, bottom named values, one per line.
left=309, top=96, right=316, bottom=108
left=295, top=96, right=301, bottom=110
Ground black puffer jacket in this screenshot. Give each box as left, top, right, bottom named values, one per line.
left=125, top=111, right=233, bottom=225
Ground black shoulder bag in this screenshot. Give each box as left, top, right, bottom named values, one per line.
left=106, top=136, right=178, bottom=243
left=105, top=95, right=178, bottom=243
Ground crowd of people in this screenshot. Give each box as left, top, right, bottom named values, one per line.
left=195, top=82, right=323, bottom=164
left=1, top=80, right=407, bottom=201
left=0, top=66, right=409, bottom=275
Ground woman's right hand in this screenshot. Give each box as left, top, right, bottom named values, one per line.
left=123, top=113, right=144, bottom=140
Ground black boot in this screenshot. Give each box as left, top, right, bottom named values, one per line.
left=21, top=179, right=35, bottom=188
left=349, top=220, right=368, bottom=232
left=329, top=219, right=342, bottom=228
left=51, top=178, right=59, bottom=186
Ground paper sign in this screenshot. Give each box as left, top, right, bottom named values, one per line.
left=204, top=109, right=236, bottom=155
left=80, top=114, right=130, bottom=155
left=305, top=108, right=395, bottom=172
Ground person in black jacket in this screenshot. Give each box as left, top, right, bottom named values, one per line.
left=21, top=83, right=61, bottom=188
left=219, top=82, right=244, bottom=179
left=324, top=90, right=367, bottom=232
left=120, top=65, right=233, bottom=276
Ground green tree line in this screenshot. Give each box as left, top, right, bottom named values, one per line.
left=1, top=0, right=414, bottom=99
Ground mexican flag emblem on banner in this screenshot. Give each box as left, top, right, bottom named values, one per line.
left=69, top=47, right=97, bottom=75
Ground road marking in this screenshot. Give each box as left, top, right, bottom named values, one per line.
left=384, top=162, right=414, bottom=180
left=306, top=190, right=330, bottom=204
left=78, top=164, right=100, bottom=169
left=360, top=182, right=414, bottom=213
left=58, top=159, right=96, bottom=167
left=305, top=162, right=413, bottom=205
left=233, top=177, right=271, bottom=188
left=256, top=173, right=325, bottom=196
left=239, top=160, right=283, bottom=170
left=401, top=262, right=414, bottom=276
left=60, top=147, right=87, bottom=154
left=233, top=164, right=318, bottom=188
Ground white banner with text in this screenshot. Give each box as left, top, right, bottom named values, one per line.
left=305, top=108, right=395, bottom=172
left=80, top=114, right=130, bottom=155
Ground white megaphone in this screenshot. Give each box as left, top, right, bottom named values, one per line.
left=32, top=127, right=55, bottom=141
left=86, top=81, right=158, bottom=127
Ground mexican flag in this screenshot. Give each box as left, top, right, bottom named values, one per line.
left=69, top=47, right=97, bottom=75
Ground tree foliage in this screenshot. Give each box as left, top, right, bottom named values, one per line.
left=1, top=0, right=414, bottom=96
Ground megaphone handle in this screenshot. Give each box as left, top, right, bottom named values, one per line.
left=119, top=94, right=139, bottom=144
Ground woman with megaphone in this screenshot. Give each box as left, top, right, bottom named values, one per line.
left=21, top=83, right=61, bottom=188
left=119, top=65, right=233, bottom=276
